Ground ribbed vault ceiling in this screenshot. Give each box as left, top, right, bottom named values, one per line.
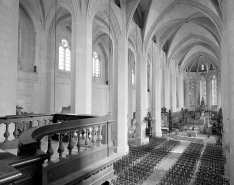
left=19, top=0, right=222, bottom=74
left=139, top=0, right=222, bottom=73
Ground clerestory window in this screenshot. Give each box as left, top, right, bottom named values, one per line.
left=92, top=51, right=101, bottom=78
left=59, top=39, right=71, bottom=71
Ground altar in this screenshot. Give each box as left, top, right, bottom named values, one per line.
left=200, top=115, right=210, bottom=125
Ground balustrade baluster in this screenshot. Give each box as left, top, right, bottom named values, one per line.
left=67, top=132, right=75, bottom=156
left=98, top=125, right=103, bottom=146
left=37, top=120, right=41, bottom=127
left=88, top=128, right=92, bottom=140
left=57, top=133, right=65, bottom=159
left=29, top=121, right=33, bottom=128
left=4, top=123, right=10, bottom=142
left=92, top=127, right=96, bottom=148
left=81, top=129, right=85, bottom=140
left=76, top=130, right=81, bottom=153
left=46, top=135, right=54, bottom=163
left=13, top=122, right=19, bottom=139
left=85, top=129, right=89, bottom=150
left=44, top=119, right=48, bottom=125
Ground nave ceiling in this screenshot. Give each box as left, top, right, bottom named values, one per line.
left=19, top=0, right=222, bottom=74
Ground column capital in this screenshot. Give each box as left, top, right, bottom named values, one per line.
left=66, top=0, right=96, bottom=21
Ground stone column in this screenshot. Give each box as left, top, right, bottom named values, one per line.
left=152, top=45, right=162, bottom=137
left=217, top=72, right=221, bottom=109
left=128, top=61, right=133, bottom=129
left=196, top=73, right=200, bottom=109
left=179, top=75, right=184, bottom=109
left=35, top=31, right=52, bottom=113
left=70, top=14, right=92, bottom=114
left=161, top=64, right=165, bottom=107
left=135, top=49, right=148, bottom=144
left=165, top=66, right=171, bottom=110
left=0, top=0, right=19, bottom=142
left=0, top=0, right=19, bottom=116
left=222, top=0, right=233, bottom=181
left=112, top=3, right=129, bottom=154
left=170, top=71, right=177, bottom=111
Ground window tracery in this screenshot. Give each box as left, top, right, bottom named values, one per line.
left=59, top=39, right=71, bottom=71
left=212, top=75, right=217, bottom=105
left=189, top=77, right=195, bottom=105
left=92, top=51, right=101, bottom=77
left=200, top=76, right=207, bottom=104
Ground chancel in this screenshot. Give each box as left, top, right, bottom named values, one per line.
left=0, top=0, right=233, bottom=185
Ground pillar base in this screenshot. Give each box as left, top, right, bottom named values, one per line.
left=135, top=136, right=149, bottom=145
left=153, top=130, right=162, bottom=137
left=114, top=145, right=129, bottom=154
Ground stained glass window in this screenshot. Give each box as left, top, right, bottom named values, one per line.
left=200, top=76, right=207, bottom=104
left=59, top=39, right=71, bottom=71
left=201, top=64, right=204, bottom=71
left=92, top=51, right=100, bottom=77
left=189, top=77, right=195, bottom=105
left=212, top=75, right=217, bottom=105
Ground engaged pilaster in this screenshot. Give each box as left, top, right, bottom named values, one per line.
left=0, top=0, right=19, bottom=116
left=68, top=1, right=93, bottom=114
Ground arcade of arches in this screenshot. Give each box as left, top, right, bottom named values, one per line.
left=0, top=0, right=233, bottom=183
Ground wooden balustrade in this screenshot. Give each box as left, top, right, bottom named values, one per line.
left=0, top=114, right=54, bottom=149
left=15, top=114, right=114, bottom=185
left=1, top=114, right=115, bottom=185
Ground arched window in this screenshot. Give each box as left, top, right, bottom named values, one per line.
left=132, top=68, right=135, bottom=89
left=200, top=76, right=207, bottom=104
left=59, top=39, right=71, bottom=71
left=189, top=77, right=195, bottom=105
left=201, top=64, right=204, bottom=71
left=212, top=75, right=217, bottom=105
left=92, top=51, right=100, bottom=77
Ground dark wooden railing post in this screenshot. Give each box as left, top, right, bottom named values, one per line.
left=67, top=132, right=75, bottom=156
left=4, top=123, right=10, bottom=142
left=57, top=133, right=65, bottom=159
left=76, top=130, right=81, bottom=153
left=46, top=135, right=54, bottom=163
left=13, top=122, right=19, bottom=139
left=85, top=129, right=89, bottom=150
left=91, top=126, right=96, bottom=148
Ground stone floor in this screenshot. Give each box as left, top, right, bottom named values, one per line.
left=142, top=140, right=191, bottom=185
